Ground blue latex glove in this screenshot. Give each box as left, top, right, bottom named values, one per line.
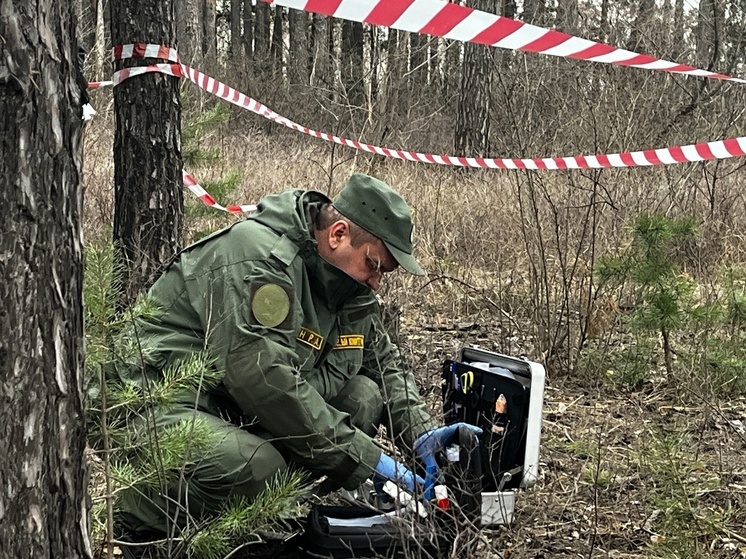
left=414, top=423, right=483, bottom=499
left=373, top=453, right=425, bottom=496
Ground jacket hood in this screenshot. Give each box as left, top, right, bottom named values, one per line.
left=248, top=189, right=331, bottom=248
left=247, top=189, right=370, bottom=308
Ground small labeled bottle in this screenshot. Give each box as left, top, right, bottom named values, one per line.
left=492, top=393, right=508, bottom=434
left=434, top=484, right=450, bottom=511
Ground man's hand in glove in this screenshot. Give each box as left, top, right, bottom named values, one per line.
left=373, top=453, right=425, bottom=496
left=414, top=423, right=483, bottom=498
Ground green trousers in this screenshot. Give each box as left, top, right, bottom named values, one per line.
left=118, top=375, right=383, bottom=536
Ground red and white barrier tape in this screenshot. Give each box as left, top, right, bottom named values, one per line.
left=111, top=63, right=181, bottom=86
left=88, top=41, right=746, bottom=215
left=87, top=80, right=113, bottom=89
left=113, top=43, right=180, bottom=63
left=265, top=0, right=745, bottom=84
left=107, top=46, right=746, bottom=171
left=87, top=46, right=175, bottom=89
left=182, top=170, right=257, bottom=214
left=87, top=45, right=252, bottom=213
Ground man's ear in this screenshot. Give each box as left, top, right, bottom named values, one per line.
left=327, top=220, right=349, bottom=249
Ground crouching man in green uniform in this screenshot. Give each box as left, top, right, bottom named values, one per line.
left=114, top=173, right=480, bottom=539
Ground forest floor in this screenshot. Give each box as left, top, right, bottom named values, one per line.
left=233, top=305, right=746, bottom=559
left=394, top=305, right=746, bottom=559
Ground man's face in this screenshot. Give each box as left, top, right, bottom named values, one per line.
left=331, top=237, right=399, bottom=291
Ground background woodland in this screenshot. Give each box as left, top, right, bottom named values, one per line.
left=17, top=0, right=746, bottom=556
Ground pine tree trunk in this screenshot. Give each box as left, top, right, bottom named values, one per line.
left=310, top=14, right=330, bottom=94
left=455, top=0, right=495, bottom=157
left=202, top=0, right=217, bottom=71
left=255, top=1, right=271, bottom=60
left=230, top=0, right=243, bottom=59
left=243, top=0, right=254, bottom=59
left=0, top=1, right=89, bottom=557
left=410, top=32, right=428, bottom=85
left=672, top=0, right=684, bottom=58
left=341, top=20, right=364, bottom=107
left=271, top=5, right=284, bottom=73
left=289, top=8, right=309, bottom=86
left=111, top=0, right=183, bottom=306
left=177, top=0, right=203, bottom=67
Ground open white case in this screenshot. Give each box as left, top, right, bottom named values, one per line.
left=453, top=346, right=546, bottom=525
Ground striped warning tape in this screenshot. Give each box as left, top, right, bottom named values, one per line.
left=88, top=43, right=746, bottom=212
left=93, top=44, right=254, bottom=214
left=113, top=43, right=180, bottom=63
left=264, top=0, right=745, bottom=84
left=182, top=170, right=257, bottom=214
left=107, top=47, right=746, bottom=171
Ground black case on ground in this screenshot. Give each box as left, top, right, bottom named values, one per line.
left=299, top=505, right=402, bottom=558
left=299, top=426, right=483, bottom=558
left=442, top=355, right=531, bottom=491
left=298, top=505, right=445, bottom=559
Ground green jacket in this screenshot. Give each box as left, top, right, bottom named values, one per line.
left=128, top=189, right=436, bottom=488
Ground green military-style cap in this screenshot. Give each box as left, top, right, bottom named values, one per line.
left=334, top=173, right=425, bottom=276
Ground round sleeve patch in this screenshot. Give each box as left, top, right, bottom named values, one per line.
left=251, top=284, right=290, bottom=328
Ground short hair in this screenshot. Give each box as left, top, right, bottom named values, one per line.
left=315, top=203, right=377, bottom=248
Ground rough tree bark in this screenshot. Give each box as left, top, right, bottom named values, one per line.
left=202, top=0, right=217, bottom=71
left=341, top=20, right=365, bottom=107
left=271, top=5, right=284, bottom=73
left=176, top=0, right=203, bottom=67
left=230, top=0, right=243, bottom=59
left=242, top=0, right=254, bottom=59
left=289, top=7, right=309, bottom=86
left=0, top=1, right=89, bottom=558
left=310, top=14, right=331, bottom=95
left=455, top=0, right=496, bottom=157
left=254, top=1, right=271, bottom=60
left=111, top=0, right=183, bottom=307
